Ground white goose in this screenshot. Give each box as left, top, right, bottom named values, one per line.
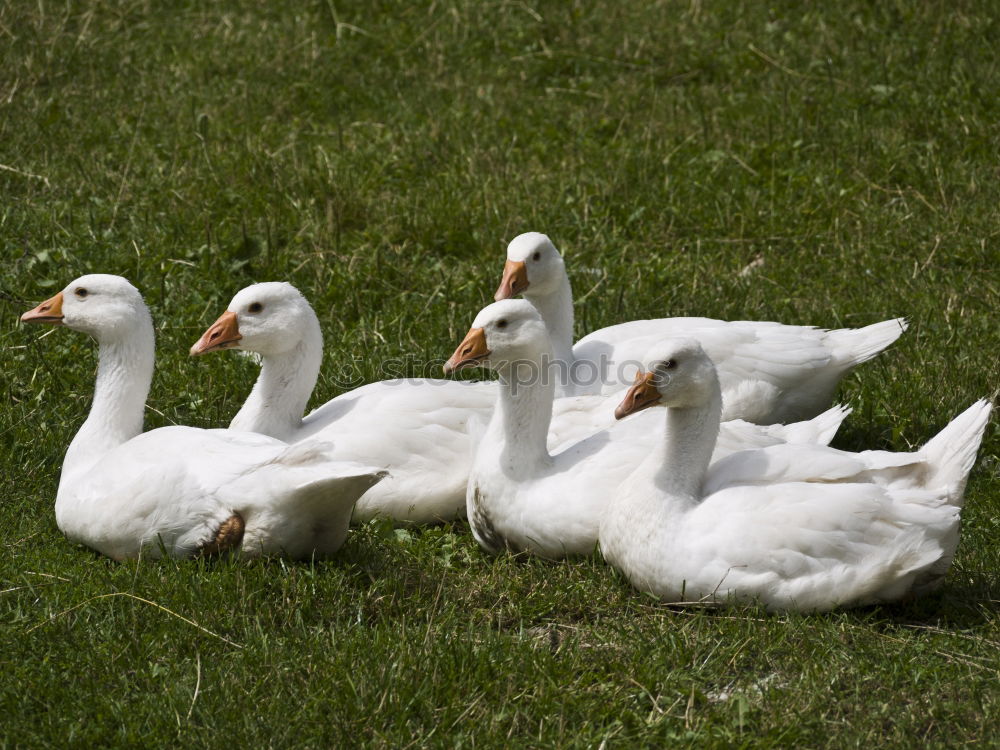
left=495, top=232, right=908, bottom=423
left=190, top=282, right=501, bottom=524
left=600, top=339, right=991, bottom=611
left=444, top=300, right=852, bottom=559
left=20, top=275, right=384, bottom=560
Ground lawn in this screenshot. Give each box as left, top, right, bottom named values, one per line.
left=2, top=0, right=998, bottom=746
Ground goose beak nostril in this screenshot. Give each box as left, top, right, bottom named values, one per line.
left=190, top=311, right=242, bottom=356
left=615, top=371, right=660, bottom=419
left=494, top=260, right=529, bottom=301
left=444, top=327, right=490, bottom=374
left=21, top=292, right=65, bottom=325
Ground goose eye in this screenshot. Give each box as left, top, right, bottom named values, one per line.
left=496, top=319, right=508, bottom=329
left=248, top=302, right=263, bottom=313
left=75, top=288, right=89, bottom=298
left=662, top=359, right=677, bottom=370
left=532, top=252, right=541, bottom=261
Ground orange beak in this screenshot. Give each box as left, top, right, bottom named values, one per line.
left=190, top=311, right=242, bottom=355
left=494, top=259, right=529, bottom=301
left=614, top=371, right=662, bottom=419
left=21, top=292, right=64, bottom=325
left=444, top=327, right=490, bottom=374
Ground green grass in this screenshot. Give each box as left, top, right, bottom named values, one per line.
left=2, top=0, right=999, bottom=746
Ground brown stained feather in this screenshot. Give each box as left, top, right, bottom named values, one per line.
left=198, top=512, right=245, bottom=557
left=470, top=485, right=507, bottom=555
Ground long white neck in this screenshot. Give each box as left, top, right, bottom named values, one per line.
left=482, top=352, right=556, bottom=479
left=651, top=377, right=723, bottom=507
left=60, top=313, right=155, bottom=491
left=524, top=265, right=576, bottom=395
left=229, top=315, right=323, bottom=442
left=600, top=375, right=723, bottom=595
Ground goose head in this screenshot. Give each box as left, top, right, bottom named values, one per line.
left=190, top=282, right=315, bottom=357
left=494, top=232, right=567, bottom=301
left=21, top=274, right=149, bottom=341
left=444, top=299, right=551, bottom=374
left=614, top=338, right=719, bottom=419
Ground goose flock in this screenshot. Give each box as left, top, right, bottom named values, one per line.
left=20, top=232, right=991, bottom=612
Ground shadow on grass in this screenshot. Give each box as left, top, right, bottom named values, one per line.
left=870, top=572, right=1000, bottom=629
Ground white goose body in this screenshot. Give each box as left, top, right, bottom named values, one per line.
left=496, top=232, right=907, bottom=423
left=192, top=283, right=506, bottom=523
left=599, top=339, right=991, bottom=611
left=299, top=378, right=496, bottom=522
left=446, top=301, right=851, bottom=559
left=23, top=275, right=383, bottom=561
